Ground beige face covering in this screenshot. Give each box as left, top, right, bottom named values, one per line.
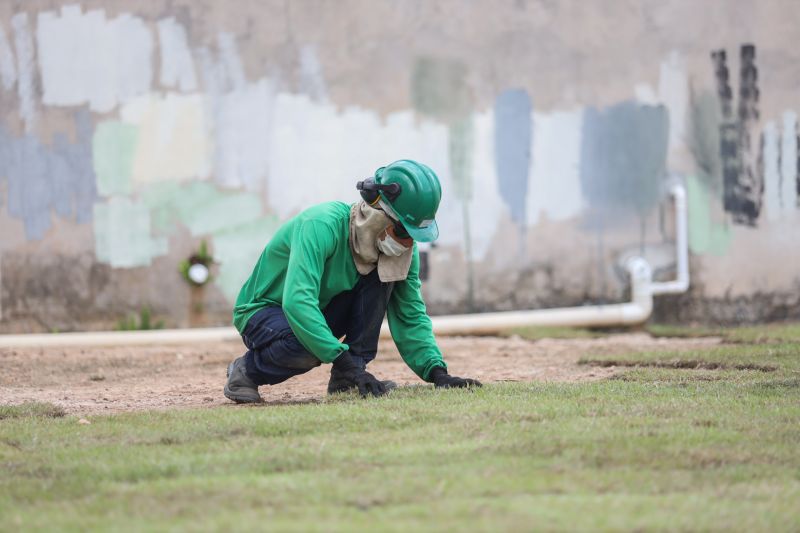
left=349, top=201, right=413, bottom=282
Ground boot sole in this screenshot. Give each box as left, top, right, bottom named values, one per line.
left=223, top=384, right=264, bottom=404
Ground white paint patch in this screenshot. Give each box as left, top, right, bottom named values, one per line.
left=634, top=84, right=658, bottom=105
left=780, top=110, right=798, bottom=212
left=217, top=33, right=246, bottom=90
left=93, top=196, right=168, bottom=268
left=11, top=13, right=36, bottom=132
left=0, top=25, right=16, bottom=91
left=762, top=120, right=781, bottom=222
left=298, top=45, right=328, bottom=102
left=658, top=51, right=689, bottom=153
left=120, top=93, right=211, bottom=187
left=214, top=79, right=275, bottom=190
left=37, top=5, right=153, bottom=112
left=467, top=111, right=509, bottom=259
left=528, top=109, right=584, bottom=225
left=266, top=93, right=450, bottom=222
left=157, top=18, right=197, bottom=92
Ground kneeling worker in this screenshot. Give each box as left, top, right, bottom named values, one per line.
left=224, top=160, right=481, bottom=403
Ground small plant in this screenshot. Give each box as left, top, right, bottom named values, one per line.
left=115, top=306, right=165, bottom=331
left=179, top=240, right=214, bottom=287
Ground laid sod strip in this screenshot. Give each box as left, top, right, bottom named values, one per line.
left=578, top=342, right=800, bottom=373
left=647, top=321, right=800, bottom=343
left=2, top=367, right=799, bottom=531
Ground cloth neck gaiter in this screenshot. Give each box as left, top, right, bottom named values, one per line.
left=349, top=201, right=413, bottom=282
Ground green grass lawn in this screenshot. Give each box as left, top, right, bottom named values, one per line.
left=2, top=333, right=799, bottom=531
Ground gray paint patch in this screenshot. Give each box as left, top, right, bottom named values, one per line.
left=0, top=111, right=96, bottom=240
left=579, top=100, right=669, bottom=216
left=494, top=89, right=532, bottom=225
left=11, top=13, right=37, bottom=133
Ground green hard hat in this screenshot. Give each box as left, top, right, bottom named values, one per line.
left=375, top=160, right=441, bottom=242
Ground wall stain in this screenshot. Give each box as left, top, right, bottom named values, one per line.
left=411, top=56, right=476, bottom=308
left=0, top=111, right=96, bottom=240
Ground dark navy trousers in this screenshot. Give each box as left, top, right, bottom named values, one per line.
left=242, top=270, right=393, bottom=386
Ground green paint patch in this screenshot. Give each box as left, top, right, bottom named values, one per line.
left=93, top=197, right=168, bottom=268
left=142, top=181, right=263, bottom=236
left=92, top=121, right=138, bottom=196
left=687, top=174, right=732, bottom=255
left=212, top=216, right=280, bottom=300
left=411, top=56, right=471, bottom=122
left=448, top=116, right=474, bottom=202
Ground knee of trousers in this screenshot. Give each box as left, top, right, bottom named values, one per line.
left=256, top=334, right=321, bottom=371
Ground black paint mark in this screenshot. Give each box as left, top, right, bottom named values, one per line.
left=711, top=44, right=762, bottom=226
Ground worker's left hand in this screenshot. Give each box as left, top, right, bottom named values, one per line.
left=430, top=367, right=482, bottom=389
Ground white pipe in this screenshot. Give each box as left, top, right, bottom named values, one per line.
left=0, top=326, right=240, bottom=348
left=416, top=257, right=654, bottom=336
left=0, top=185, right=690, bottom=348
left=650, top=182, right=690, bottom=295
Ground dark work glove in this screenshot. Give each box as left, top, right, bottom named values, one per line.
left=332, top=352, right=387, bottom=397
left=430, top=367, right=482, bottom=389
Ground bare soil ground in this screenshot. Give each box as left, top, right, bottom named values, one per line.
left=0, top=333, right=721, bottom=415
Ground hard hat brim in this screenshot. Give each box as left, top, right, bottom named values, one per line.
left=401, top=219, right=439, bottom=243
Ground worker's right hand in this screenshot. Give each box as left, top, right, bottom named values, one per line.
left=351, top=371, right=387, bottom=397
left=332, top=351, right=387, bottom=398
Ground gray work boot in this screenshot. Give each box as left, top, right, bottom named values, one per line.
left=327, top=367, right=398, bottom=395
left=224, top=356, right=263, bottom=404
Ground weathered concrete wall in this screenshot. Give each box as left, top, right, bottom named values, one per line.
left=1, top=0, right=799, bottom=332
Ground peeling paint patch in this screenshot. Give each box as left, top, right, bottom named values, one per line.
left=0, top=25, right=17, bottom=91
left=0, top=111, right=96, bottom=240
left=93, top=196, right=167, bottom=268
left=93, top=121, right=138, bottom=196
left=687, top=174, right=732, bottom=255
left=37, top=5, right=153, bottom=112
left=494, top=89, right=532, bottom=225
left=157, top=18, right=197, bottom=92
left=529, top=109, right=584, bottom=225
left=119, top=93, right=210, bottom=187
left=11, top=13, right=37, bottom=132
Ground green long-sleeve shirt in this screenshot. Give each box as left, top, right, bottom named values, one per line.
left=233, top=201, right=446, bottom=381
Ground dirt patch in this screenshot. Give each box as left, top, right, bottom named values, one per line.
left=0, top=333, right=721, bottom=416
